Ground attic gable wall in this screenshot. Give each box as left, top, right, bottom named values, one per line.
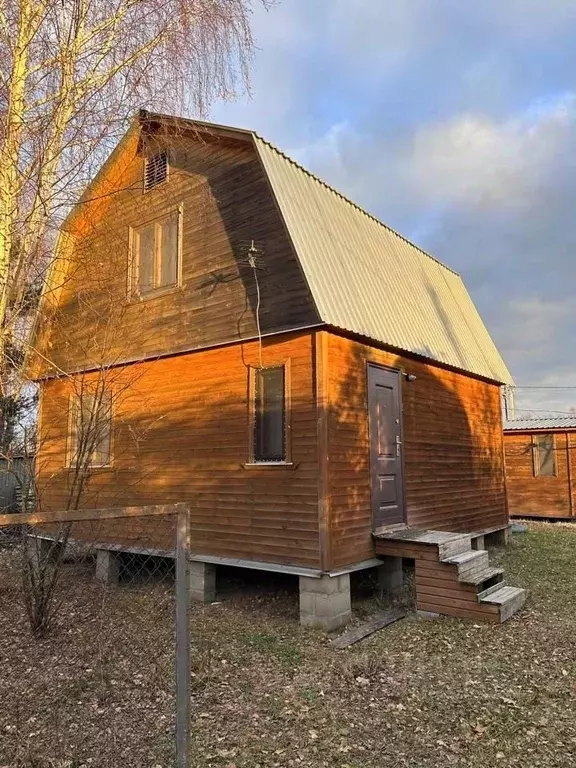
left=34, top=128, right=319, bottom=376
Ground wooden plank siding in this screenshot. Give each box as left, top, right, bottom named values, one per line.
left=504, top=430, right=576, bottom=518
left=414, top=560, right=499, bottom=623
left=36, top=333, right=321, bottom=569
left=324, top=334, right=508, bottom=570
left=35, top=128, right=319, bottom=377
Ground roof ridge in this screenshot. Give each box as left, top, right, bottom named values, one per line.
left=253, top=132, right=460, bottom=277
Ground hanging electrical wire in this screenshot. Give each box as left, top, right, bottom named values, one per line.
left=513, top=408, right=576, bottom=416
left=236, top=239, right=266, bottom=370
left=514, top=386, right=576, bottom=390
left=247, top=241, right=264, bottom=370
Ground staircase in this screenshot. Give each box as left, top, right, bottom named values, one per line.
left=374, top=529, right=525, bottom=623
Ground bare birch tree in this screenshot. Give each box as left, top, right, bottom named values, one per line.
left=24, top=280, right=171, bottom=635
left=0, top=0, right=270, bottom=634
left=0, top=0, right=268, bottom=397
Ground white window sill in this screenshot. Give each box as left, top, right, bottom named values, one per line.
left=241, top=462, right=297, bottom=471
left=128, top=284, right=182, bottom=304
left=65, top=465, right=113, bottom=472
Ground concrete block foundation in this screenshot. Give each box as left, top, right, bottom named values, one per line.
left=190, top=561, right=216, bottom=603
left=96, top=549, right=121, bottom=586
left=471, top=534, right=485, bottom=551
left=299, top=574, right=352, bottom=631
left=26, top=536, right=61, bottom=570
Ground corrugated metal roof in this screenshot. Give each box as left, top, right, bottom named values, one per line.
left=504, top=417, right=576, bottom=431
left=254, top=135, right=513, bottom=385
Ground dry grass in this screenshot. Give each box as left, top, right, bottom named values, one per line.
left=2, top=522, right=576, bottom=767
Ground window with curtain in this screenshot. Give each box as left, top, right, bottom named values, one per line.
left=253, top=366, right=286, bottom=462
left=131, top=210, right=180, bottom=296
left=533, top=433, right=556, bottom=477
left=67, top=390, right=113, bottom=468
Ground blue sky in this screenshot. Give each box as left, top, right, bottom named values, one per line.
left=209, top=0, right=576, bottom=415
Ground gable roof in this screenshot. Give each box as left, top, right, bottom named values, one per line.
left=504, top=417, right=576, bottom=432
left=31, top=112, right=513, bottom=385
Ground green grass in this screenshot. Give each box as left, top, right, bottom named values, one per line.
left=498, top=522, right=576, bottom=613
left=241, top=631, right=303, bottom=667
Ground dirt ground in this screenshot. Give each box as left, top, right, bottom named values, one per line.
left=1, top=521, right=576, bottom=768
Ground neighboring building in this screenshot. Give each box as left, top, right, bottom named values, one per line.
left=504, top=417, right=576, bottom=519
left=0, top=454, right=35, bottom=513
left=28, top=111, right=524, bottom=627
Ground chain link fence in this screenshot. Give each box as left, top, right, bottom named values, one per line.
left=0, top=504, right=191, bottom=768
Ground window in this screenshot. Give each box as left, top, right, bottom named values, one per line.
left=130, top=210, right=180, bottom=296
left=144, top=151, right=168, bottom=191
left=67, top=391, right=112, bottom=469
left=253, top=366, right=287, bottom=462
left=533, top=433, right=556, bottom=477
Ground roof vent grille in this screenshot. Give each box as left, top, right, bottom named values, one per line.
left=144, top=151, right=168, bottom=191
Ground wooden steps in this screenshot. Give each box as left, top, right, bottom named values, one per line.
left=374, top=528, right=525, bottom=623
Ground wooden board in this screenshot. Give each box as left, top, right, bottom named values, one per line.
left=330, top=610, right=405, bottom=649
left=0, top=503, right=187, bottom=528
left=417, top=600, right=500, bottom=623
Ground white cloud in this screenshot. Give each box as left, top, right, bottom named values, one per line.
left=407, top=93, right=576, bottom=210
left=499, top=297, right=572, bottom=354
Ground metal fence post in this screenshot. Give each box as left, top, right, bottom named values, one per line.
left=176, top=505, right=191, bottom=767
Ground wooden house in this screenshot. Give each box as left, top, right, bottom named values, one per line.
left=504, top=417, right=576, bottom=519
left=29, top=111, right=525, bottom=628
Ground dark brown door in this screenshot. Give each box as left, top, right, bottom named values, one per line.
left=368, top=364, right=405, bottom=529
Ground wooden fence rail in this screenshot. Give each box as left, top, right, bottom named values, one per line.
left=0, top=503, right=190, bottom=528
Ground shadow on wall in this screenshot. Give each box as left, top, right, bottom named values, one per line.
left=34, top=334, right=321, bottom=569
left=168, top=133, right=320, bottom=337
left=328, top=339, right=507, bottom=567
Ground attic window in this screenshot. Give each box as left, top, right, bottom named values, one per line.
left=144, top=151, right=168, bottom=191
left=130, top=208, right=181, bottom=296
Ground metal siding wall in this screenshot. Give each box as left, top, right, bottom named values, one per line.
left=0, top=457, right=32, bottom=513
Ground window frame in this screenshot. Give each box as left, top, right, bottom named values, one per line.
left=128, top=204, right=183, bottom=300
left=532, top=432, right=557, bottom=478
left=247, top=361, right=292, bottom=466
left=65, top=390, right=114, bottom=470
left=143, top=150, right=169, bottom=193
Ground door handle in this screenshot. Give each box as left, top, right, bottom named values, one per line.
left=396, top=435, right=402, bottom=457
